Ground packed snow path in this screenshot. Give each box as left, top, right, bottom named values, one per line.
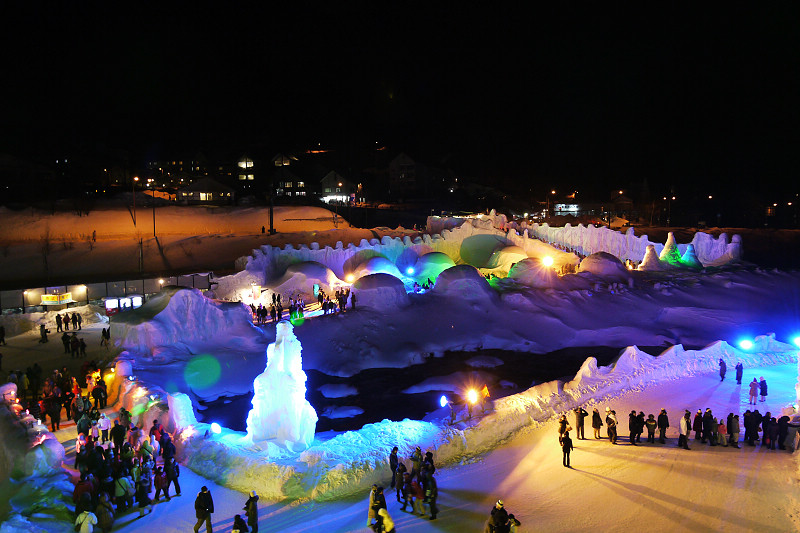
left=51, top=362, right=800, bottom=533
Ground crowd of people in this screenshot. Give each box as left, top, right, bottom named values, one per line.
left=561, top=393, right=793, bottom=465
left=249, top=287, right=356, bottom=325
left=367, top=445, right=441, bottom=531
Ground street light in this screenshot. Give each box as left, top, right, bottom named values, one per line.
left=132, top=177, right=139, bottom=227
left=663, top=196, right=675, bottom=227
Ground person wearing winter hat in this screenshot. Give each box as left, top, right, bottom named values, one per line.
left=244, top=489, right=259, bottom=533
left=488, top=500, right=509, bottom=532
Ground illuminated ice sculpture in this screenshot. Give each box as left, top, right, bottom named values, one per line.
left=246, top=321, right=317, bottom=451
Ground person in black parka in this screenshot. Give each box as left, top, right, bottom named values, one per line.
left=193, top=486, right=214, bottom=533
left=657, top=408, right=670, bottom=444
left=719, top=358, right=727, bottom=381
left=591, top=408, right=603, bottom=439
left=735, top=362, right=744, bottom=384
left=244, top=490, right=259, bottom=533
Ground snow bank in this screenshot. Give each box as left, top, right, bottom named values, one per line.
left=507, top=258, right=561, bottom=288
left=432, top=265, right=496, bottom=301
left=351, top=274, right=409, bottom=311
left=0, top=386, right=73, bottom=532
left=270, top=261, right=343, bottom=301
left=111, top=287, right=259, bottom=353
left=578, top=252, right=631, bottom=280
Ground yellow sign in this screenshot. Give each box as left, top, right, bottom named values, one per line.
left=41, top=292, right=72, bottom=305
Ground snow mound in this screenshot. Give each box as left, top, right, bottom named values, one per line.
left=352, top=274, right=409, bottom=311
left=659, top=232, right=683, bottom=266
left=271, top=261, right=343, bottom=299
left=409, top=252, right=456, bottom=284
left=432, top=265, right=496, bottom=300
left=112, top=287, right=258, bottom=353
left=507, top=258, right=560, bottom=288
left=578, top=252, right=631, bottom=280
left=638, top=244, right=665, bottom=271
left=353, top=256, right=404, bottom=281
left=459, top=234, right=515, bottom=268
left=680, top=244, right=704, bottom=269
left=486, top=245, right=529, bottom=273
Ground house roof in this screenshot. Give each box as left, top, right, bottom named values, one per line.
left=177, top=177, right=235, bottom=194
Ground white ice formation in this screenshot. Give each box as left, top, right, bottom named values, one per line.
left=246, top=321, right=317, bottom=452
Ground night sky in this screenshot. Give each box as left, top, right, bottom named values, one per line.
left=3, top=4, right=799, bottom=200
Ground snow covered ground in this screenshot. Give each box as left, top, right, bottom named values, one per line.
left=2, top=208, right=800, bottom=532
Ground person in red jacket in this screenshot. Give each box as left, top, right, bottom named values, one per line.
left=153, top=466, right=169, bottom=501
left=409, top=477, right=425, bottom=516
left=73, top=472, right=95, bottom=506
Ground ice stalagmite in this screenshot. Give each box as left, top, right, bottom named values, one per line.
left=246, top=320, right=317, bottom=451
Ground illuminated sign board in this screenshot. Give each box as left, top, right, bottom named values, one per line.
left=41, top=293, right=72, bottom=305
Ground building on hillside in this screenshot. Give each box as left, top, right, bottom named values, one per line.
left=177, top=177, right=235, bottom=205
left=320, top=171, right=356, bottom=204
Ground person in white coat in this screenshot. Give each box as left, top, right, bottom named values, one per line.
left=74, top=509, right=98, bottom=533
left=678, top=410, right=691, bottom=450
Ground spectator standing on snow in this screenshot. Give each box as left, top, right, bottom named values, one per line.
left=693, top=409, right=703, bottom=440
left=718, top=419, right=728, bottom=446
left=56, top=314, right=63, bottom=332
left=759, top=377, right=768, bottom=402
left=164, top=457, right=181, bottom=497
left=193, top=486, right=215, bottom=533
left=678, top=410, right=691, bottom=450
left=487, top=500, right=509, bottom=533
left=424, top=470, right=439, bottom=521
left=395, top=462, right=407, bottom=502
left=702, top=409, right=715, bottom=445
left=628, top=410, right=639, bottom=445
left=367, top=484, right=380, bottom=527
left=719, top=358, right=727, bottom=381
left=558, top=414, right=570, bottom=444
left=592, top=408, right=603, bottom=439
left=95, top=492, right=115, bottom=533
left=244, top=490, right=259, bottom=533
left=735, top=362, right=744, bottom=384
left=657, top=408, right=670, bottom=444
left=0, top=325, right=5, bottom=345
left=72, top=313, right=78, bottom=330
left=749, top=379, right=759, bottom=405
left=562, top=431, right=574, bottom=467
left=605, top=408, right=618, bottom=444
left=573, top=407, right=588, bottom=440
left=74, top=507, right=98, bottom=533
left=645, top=414, right=658, bottom=443
left=410, top=446, right=423, bottom=480
left=389, top=446, right=399, bottom=488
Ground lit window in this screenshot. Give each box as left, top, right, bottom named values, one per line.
left=324, top=187, right=331, bottom=193
left=238, top=159, right=254, bottom=169
left=297, top=191, right=306, bottom=196
left=285, top=182, right=292, bottom=188
left=287, top=191, right=292, bottom=196
left=297, top=181, right=305, bottom=187
left=200, top=192, right=212, bottom=201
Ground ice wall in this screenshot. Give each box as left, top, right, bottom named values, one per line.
left=0, top=385, right=73, bottom=532
left=521, top=222, right=742, bottom=265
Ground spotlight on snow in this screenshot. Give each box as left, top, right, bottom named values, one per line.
left=406, top=267, right=415, bottom=275
left=345, top=274, right=355, bottom=283
left=542, top=256, right=554, bottom=267
left=467, top=389, right=478, bottom=404
left=792, top=336, right=800, bottom=348
left=210, top=422, right=222, bottom=434
left=738, top=339, right=753, bottom=350
left=440, top=395, right=448, bottom=408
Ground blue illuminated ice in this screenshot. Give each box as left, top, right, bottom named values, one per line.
left=246, top=320, right=317, bottom=451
